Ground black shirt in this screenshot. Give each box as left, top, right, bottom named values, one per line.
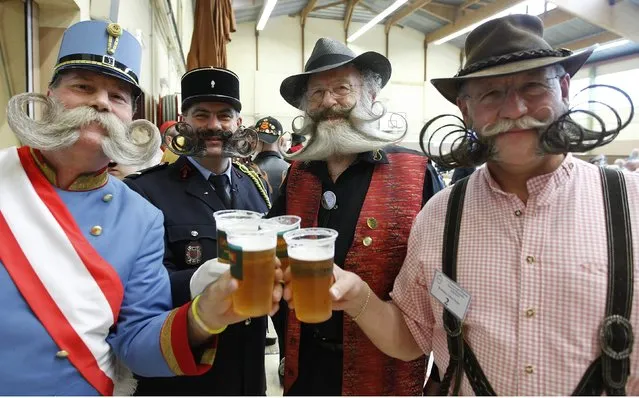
left=268, top=147, right=443, bottom=394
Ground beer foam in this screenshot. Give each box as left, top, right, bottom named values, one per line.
left=288, top=246, right=333, bottom=262
left=227, top=235, right=276, bottom=252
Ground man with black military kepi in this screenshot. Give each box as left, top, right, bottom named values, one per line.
left=125, top=67, right=272, bottom=396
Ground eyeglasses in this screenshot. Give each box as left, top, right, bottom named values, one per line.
left=306, top=83, right=359, bottom=105
left=460, top=75, right=564, bottom=109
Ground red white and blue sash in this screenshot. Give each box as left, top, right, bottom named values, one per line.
left=0, top=146, right=124, bottom=395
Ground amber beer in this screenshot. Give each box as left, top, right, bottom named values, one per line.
left=284, top=228, right=338, bottom=323
left=213, top=210, right=262, bottom=264
left=227, top=225, right=277, bottom=317
left=263, top=216, right=301, bottom=271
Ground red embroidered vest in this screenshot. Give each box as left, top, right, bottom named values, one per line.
left=284, top=152, right=428, bottom=395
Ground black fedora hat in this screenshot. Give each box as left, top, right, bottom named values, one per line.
left=181, top=67, right=242, bottom=112
left=280, top=38, right=391, bottom=109
left=431, top=14, right=594, bottom=104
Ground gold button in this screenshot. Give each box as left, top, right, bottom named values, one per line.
left=245, top=318, right=252, bottom=325
left=525, top=308, right=536, bottom=318
left=90, top=226, right=103, bottom=236
left=362, top=236, right=373, bottom=246
left=526, top=256, right=535, bottom=264
left=525, top=365, right=534, bottom=374
left=366, top=217, right=378, bottom=229
left=514, top=210, right=522, bottom=217
left=56, top=350, right=69, bottom=358
left=102, top=193, right=113, bottom=202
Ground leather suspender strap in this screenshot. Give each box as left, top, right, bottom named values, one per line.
left=438, top=177, right=497, bottom=396
left=573, top=168, right=634, bottom=396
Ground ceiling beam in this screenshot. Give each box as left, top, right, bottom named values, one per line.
left=421, top=3, right=456, bottom=23
left=538, top=8, right=575, bottom=28
left=554, top=0, right=639, bottom=43
left=312, top=0, right=344, bottom=12
left=301, top=0, right=319, bottom=26
left=384, top=0, right=433, bottom=33
left=344, top=0, right=361, bottom=31
left=558, top=30, right=622, bottom=51
left=425, top=0, right=522, bottom=44
left=459, top=0, right=482, bottom=11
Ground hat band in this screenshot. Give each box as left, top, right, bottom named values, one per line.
left=456, top=48, right=573, bottom=77
left=306, top=53, right=354, bottom=73
left=55, top=53, right=139, bottom=84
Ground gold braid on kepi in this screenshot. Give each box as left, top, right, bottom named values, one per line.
left=234, top=162, right=272, bottom=209
left=106, top=23, right=122, bottom=55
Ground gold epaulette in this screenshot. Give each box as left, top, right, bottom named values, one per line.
left=234, top=162, right=272, bottom=209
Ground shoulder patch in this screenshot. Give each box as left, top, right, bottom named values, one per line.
left=233, top=162, right=272, bottom=209
left=125, top=162, right=169, bottom=179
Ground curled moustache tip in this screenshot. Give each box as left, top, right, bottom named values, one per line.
left=291, top=115, right=306, bottom=134
left=541, top=84, right=634, bottom=153
left=386, top=112, right=408, bottom=141
left=164, top=121, right=202, bottom=156
left=7, top=93, right=49, bottom=133
left=419, top=114, right=482, bottom=169
left=222, top=126, right=259, bottom=158
left=370, top=100, right=386, bottom=119
left=128, top=119, right=158, bottom=146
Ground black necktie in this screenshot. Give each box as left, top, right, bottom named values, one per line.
left=209, top=174, right=231, bottom=208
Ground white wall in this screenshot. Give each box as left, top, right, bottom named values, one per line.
left=227, top=15, right=461, bottom=149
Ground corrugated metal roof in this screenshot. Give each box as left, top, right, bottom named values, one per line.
left=544, top=18, right=606, bottom=47
left=232, top=0, right=628, bottom=58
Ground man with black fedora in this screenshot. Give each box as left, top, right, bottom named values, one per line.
left=125, top=66, right=273, bottom=396
left=271, top=37, right=443, bottom=395
left=315, top=14, right=639, bottom=395
left=252, top=116, right=290, bottom=204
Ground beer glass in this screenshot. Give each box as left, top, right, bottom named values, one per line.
left=262, top=215, right=301, bottom=272
left=226, top=221, right=277, bottom=317
left=283, top=228, right=338, bottom=323
left=213, top=210, right=262, bottom=264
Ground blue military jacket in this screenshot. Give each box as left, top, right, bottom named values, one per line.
left=0, top=148, right=212, bottom=395
left=125, top=156, right=271, bottom=396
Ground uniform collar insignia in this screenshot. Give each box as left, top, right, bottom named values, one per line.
left=29, top=147, right=109, bottom=191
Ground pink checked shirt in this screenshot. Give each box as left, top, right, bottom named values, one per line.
left=391, top=154, right=639, bottom=395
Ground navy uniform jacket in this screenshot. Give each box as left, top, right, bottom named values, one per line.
left=124, top=156, right=270, bottom=396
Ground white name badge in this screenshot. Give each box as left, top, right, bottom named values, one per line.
left=430, top=269, right=471, bottom=321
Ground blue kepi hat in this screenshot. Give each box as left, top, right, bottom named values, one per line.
left=52, top=20, right=142, bottom=95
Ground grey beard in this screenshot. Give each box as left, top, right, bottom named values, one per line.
left=7, top=92, right=160, bottom=165
left=285, top=100, right=406, bottom=162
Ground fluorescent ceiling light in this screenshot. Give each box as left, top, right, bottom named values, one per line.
left=594, top=39, right=630, bottom=52
left=347, top=0, right=409, bottom=43
left=256, top=0, right=278, bottom=31
left=434, top=0, right=557, bottom=45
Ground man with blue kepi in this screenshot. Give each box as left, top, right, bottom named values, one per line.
left=125, top=66, right=272, bottom=395
left=0, top=20, right=282, bottom=395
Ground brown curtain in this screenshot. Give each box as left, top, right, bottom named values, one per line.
left=187, top=0, right=237, bottom=70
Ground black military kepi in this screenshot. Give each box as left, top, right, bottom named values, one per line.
left=181, top=67, right=242, bottom=113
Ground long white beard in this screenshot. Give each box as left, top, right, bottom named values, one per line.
left=285, top=100, right=405, bottom=162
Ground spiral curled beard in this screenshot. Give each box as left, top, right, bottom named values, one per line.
left=7, top=92, right=160, bottom=165
left=284, top=96, right=405, bottom=162
left=425, top=103, right=574, bottom=169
